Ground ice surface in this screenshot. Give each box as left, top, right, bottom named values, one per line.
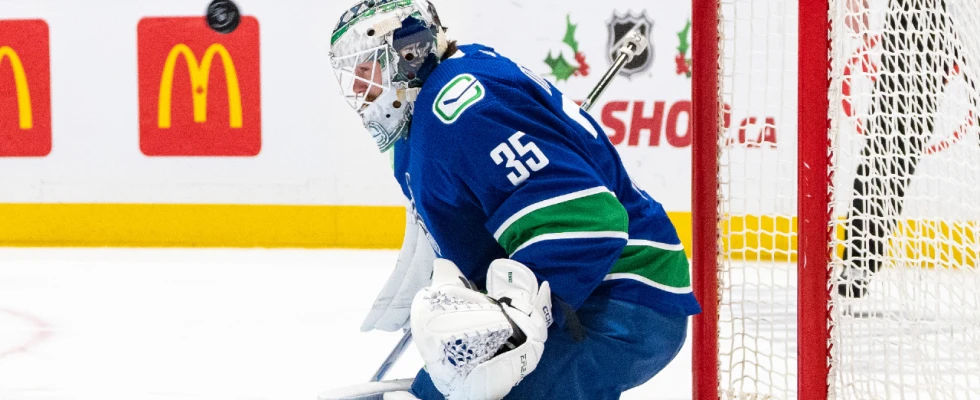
left=0, top=248, right=693, bottom=400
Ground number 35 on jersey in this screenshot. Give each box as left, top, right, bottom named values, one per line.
left=491, top=132, right=550, bottom=186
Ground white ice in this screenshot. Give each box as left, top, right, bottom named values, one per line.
left=0, top=248, right=694, bottom=400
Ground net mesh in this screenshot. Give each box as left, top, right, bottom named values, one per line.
left=717, top=0, right=800, bottom=398
left=714, top=0, right=980, bottom=398
left=828, top=0, right=980, bottom=397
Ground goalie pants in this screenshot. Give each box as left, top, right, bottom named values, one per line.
left=409, top=295, right=689, bottom=400
left=843, top=0, right=978, bottom=274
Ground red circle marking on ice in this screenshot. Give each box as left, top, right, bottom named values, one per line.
left=0, top=309, right=51, bottom=360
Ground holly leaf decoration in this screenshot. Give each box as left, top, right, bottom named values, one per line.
left=677, top=19, right=692, bottom=56
left=675, top=53, right=692, bottom=78
left=545, top=51, right=577, bottom=82
left=563, top=14, right=580, bottom=54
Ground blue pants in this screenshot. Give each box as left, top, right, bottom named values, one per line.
left=410, top=295, right=689, bottom=399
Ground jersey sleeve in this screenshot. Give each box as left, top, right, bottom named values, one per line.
left=444, top=95, right=630, bottom=311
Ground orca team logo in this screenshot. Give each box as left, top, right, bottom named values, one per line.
left=606, top=11, right=654, bottom=78
left=0, top=19, right=51, bottom=157
left=433, top=74, right=485, bottom=124
left=137, top=16, right=261, bottom=156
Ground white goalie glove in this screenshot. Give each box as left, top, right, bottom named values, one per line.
left=410, top=258, right=553, bottom=400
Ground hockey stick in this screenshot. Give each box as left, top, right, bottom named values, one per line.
left=319, top=24, right=649, bottom=400
left=581, top=24, right=649, bottom=113
left=369, top=329, right=413, bottom=382
left=319, top=378, right=415, bottom=400
left=318, top=332, right=414, bottom=400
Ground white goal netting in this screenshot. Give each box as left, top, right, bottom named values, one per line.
left=713, top=0, right=980, bottom=398
left=716, top=0, right=800, bottom=397
left=828, top=0, right=980, bottom=397
left=716, top=0, right=799, bottom=398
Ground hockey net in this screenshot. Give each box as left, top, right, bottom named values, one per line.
left=692, top=0, right=980, bottom=399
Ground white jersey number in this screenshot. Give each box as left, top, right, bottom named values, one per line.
left=491, top=132, right=550, bottom=186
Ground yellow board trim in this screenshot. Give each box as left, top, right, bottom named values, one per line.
left=0, top=204, right=405, bottom=249
left=0, top=203, right=685, bottom=251
left=721, top=214, right=797, bottom=262
left=0, top=204, right=974, bottom=269
left=719, top=214, right=979, bottom=267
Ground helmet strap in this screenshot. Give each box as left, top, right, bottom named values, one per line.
left=372, top=16, right=403, bottom=38
left=436, top=28, right=449, bottom=57
left=398, top=88, right=421, bottom=103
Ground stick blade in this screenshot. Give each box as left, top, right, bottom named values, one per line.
left=318, top=378, right=416, bottom=400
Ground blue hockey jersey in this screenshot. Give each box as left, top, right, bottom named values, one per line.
left=393, top=44, right=701, bottom=318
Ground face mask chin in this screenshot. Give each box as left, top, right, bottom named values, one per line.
left=361, top=89, right=413, bottom=152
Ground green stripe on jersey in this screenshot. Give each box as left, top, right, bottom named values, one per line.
left=497, top=191, right=628, bottom=255
left=609, top=243, right=692, bottom=290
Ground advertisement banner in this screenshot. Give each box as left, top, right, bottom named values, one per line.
left=137, top=16, right=261, bottom=156
left=0, top=0, right=709, bottom=248
left=0, top=19, right=51, bottom=157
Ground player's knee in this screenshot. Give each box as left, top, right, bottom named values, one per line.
left=629, top=313, right=689, bottom=386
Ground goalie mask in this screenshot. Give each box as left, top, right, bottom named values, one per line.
left=329, top=0, right=449, bottom=152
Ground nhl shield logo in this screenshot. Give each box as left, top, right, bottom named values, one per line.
left=607, top=11, right=654, bottom=78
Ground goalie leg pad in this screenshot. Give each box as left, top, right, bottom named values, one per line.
left=361, top=205, right=438, bottom=333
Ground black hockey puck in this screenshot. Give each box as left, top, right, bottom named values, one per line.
left=206, top=0, right=241, bottom=34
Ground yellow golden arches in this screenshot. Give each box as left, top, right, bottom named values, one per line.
left=0, top=46, right=33, bottom=130
left=158, top=43, right=243, bottom=129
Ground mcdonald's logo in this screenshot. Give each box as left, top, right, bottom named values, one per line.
left=0, top=47, right=33, bottom=129
left=159, top=43, right=243, bottom=130
left=0, top=19, right=52, bottom=157
left=138, top=16, right=260, bottom=156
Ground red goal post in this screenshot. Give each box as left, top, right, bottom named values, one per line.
left=692, top=0, right=980, bottom=398
left=691, top=1, right=723, bottom=399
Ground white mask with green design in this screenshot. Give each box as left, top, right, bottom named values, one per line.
left=329, top=0, right=448, bottom=152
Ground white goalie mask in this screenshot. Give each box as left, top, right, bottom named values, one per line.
left=329, top=0, right=448, bottom=152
